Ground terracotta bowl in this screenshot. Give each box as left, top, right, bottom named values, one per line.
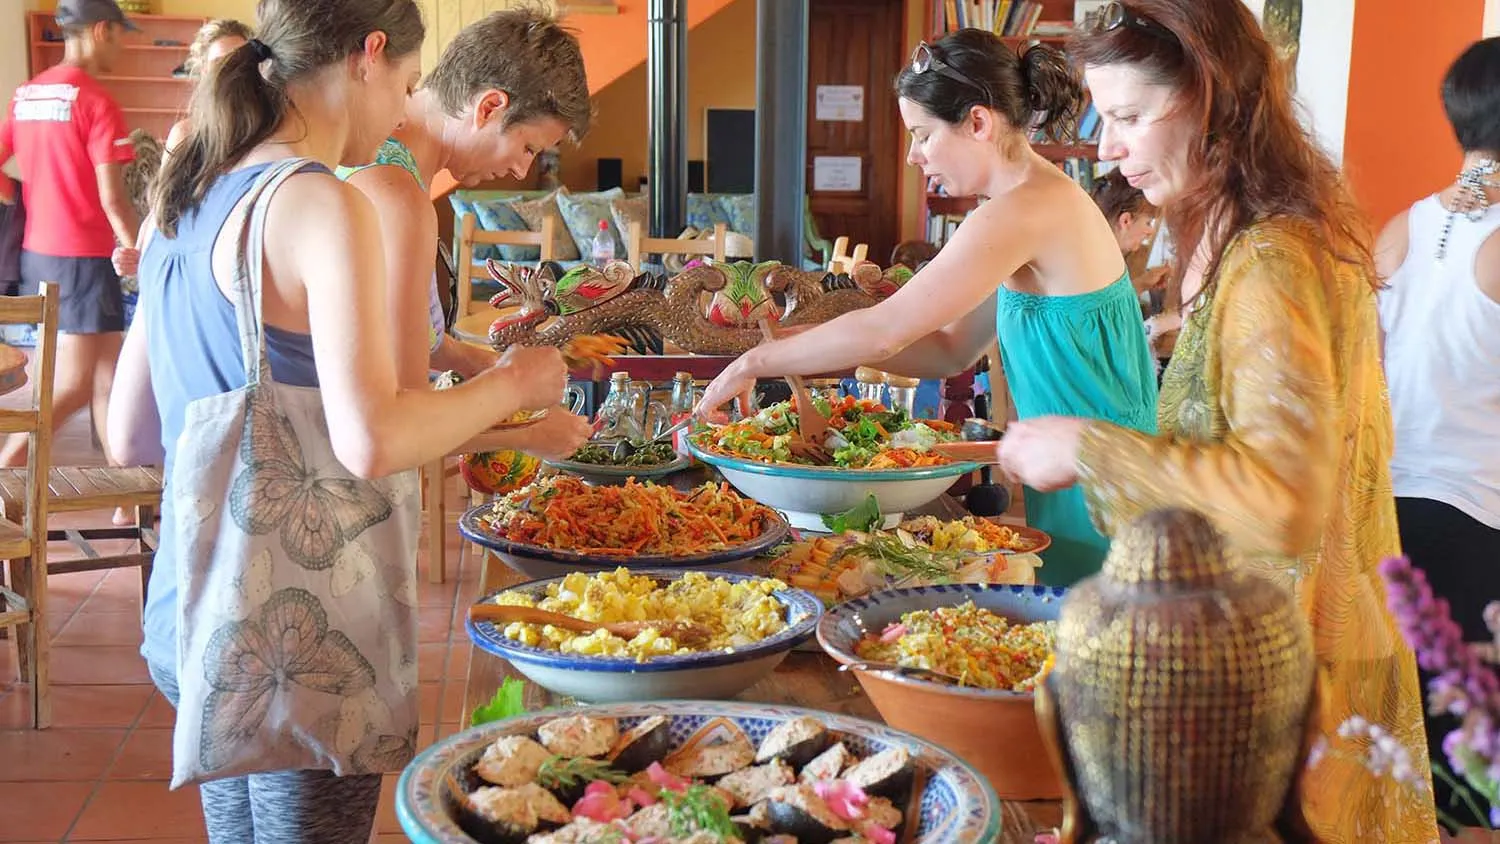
left=816, top=583, right=1068, bottom=800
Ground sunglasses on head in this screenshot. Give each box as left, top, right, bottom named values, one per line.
left=910, top=41, right=993, bottom=108
left=1091, top=1, right=1177, bottom=40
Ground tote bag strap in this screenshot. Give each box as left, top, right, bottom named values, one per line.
left=229, top=157, right=321, bottom=387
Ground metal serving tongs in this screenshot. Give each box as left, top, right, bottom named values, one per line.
left=756, top=318, right=833, bottom=464
left=839, top=660, right=965, bottom=687
left=610, top=415, right=694, bottom=462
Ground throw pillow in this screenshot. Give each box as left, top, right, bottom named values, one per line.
left=556, top=187, right=627, bottom=259
left=510, top=189, right=581, bottom=261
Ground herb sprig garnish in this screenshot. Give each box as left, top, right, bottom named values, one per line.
left=850, top=533, right=969, bottom=584
left=661, top=784, right=738, bottom=838
left=535, top=755, right=630, bottom=790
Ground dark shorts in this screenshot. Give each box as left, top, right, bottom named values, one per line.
left=19, top=250, right=125, bottom=334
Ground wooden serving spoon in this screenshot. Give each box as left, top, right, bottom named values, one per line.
left=756, top=318, right=834, bottom=464
left=469, top=603, right=713, bottom=647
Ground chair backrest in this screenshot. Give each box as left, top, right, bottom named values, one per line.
left=625, top=222, right=731, bottom=272
left=454, top=213, right=557, bottom=317
left=0, top=284, right=59, bottom=551
left=828, top=238, right=868, bottom=275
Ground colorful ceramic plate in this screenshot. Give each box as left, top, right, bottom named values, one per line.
left=396, top=701, right=1004, bottom=844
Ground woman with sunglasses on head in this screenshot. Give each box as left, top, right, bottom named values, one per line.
left=997, top=2, right=1435, bottom=839
left=106, top=0, right=568, bottom=840
left=696, top=29, right=1157, bottom=587
left=336, top=7, right=592, bottom=458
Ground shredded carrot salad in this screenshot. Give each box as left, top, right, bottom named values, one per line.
left=481, top=475, right=780, bottom=556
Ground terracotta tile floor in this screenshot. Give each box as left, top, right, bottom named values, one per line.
left=0, top=397, right=484, bottom=843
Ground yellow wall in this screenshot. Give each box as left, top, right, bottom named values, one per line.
left=558, top=0, right=756, bottom=191
left=2, top=0, right=25, bottom=178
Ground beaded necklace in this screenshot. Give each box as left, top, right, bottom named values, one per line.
left=1436, top=158, right=1500, bottom=262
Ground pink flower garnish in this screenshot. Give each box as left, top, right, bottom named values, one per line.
left=645, top=762, right=691, bottom=793
left=879, top=623, right=909, bottom=644
left=813, top=779, right=869, bottom=821
left=862, top=825, right=897, bottom=844
left=571, top=780, right=634, bottom=822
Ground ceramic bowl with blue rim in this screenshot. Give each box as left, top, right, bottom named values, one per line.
left=467, top=569, right=823, bottom=703
left=817, top=582, right=1070, bottom=801
left=685, top=439, right=982, bottom=532
left=396, top=700, right=1003, bottom=844
left=458, top=498, right=790, bottom=580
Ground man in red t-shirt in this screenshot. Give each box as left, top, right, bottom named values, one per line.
left=0, top=0, right=141, bottom=468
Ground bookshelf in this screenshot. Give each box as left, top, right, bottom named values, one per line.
left=921, top=1, right=1106, bottom=246
left=27, top=11, right=206, bottom=140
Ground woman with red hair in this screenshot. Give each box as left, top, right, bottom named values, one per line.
left=997, top=2, right=1435, bottom=839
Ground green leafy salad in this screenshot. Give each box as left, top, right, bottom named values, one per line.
left=693, top=396, right=959, bottom=468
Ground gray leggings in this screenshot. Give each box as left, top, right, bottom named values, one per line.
left=148, top=661, right=383, bottom=844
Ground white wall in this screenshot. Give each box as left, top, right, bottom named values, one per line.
left=1, top=0, right=28, bottom=177
left=1242, top=0, right=1356, bottom=163
left=1487, top=0, right=1499, bottom=34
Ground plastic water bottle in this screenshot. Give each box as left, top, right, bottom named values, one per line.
left=591, top=219, right=615, bottom=267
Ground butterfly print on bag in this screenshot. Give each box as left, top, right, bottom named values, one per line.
left=198, top=587, right=376, bottom=773
left=228, top=392, right=392, bottom=570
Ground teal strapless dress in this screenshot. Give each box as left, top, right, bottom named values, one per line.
left=995, top=274, right=1158, bottom=586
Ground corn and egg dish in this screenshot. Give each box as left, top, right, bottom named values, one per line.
left=854, top=601, right=1056, bottom=691
left=492, top=568, right=790, bottom=661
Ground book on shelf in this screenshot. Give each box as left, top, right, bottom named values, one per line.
left=934, top=0, right=1067, bottom=37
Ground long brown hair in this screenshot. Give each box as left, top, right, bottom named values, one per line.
left=1069, top=0, right=1376, bottom=296
left=150, top=0, right=425, bottom=238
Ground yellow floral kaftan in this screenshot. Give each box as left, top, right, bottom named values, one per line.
left=1075, top=218, right=1438, bottom=843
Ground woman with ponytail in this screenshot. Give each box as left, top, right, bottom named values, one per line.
left=697, top=29, right=1157, bottom=586
left=106, top=0, right=573, bottom=840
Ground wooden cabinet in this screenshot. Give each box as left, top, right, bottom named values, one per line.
left=26, top=11, right=206, bottom=140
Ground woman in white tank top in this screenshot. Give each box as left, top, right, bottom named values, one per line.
left=1375, top=35, right=1500, bottom=834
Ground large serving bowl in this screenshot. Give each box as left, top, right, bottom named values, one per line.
left=467, top=569, right=822, bottom=702
left=396, top=701, right=1003, bottom=844
left=817, top=583, right=1067, bottom=800
left=686, top=439, right=982, bottom=531
left=458, top=499, right=789, bottom=580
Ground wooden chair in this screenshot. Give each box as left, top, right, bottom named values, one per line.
left=424, top=213, right=556, bottom=585
left=828, top=236, right=869, bottom=275
left=0, top=284, right=59, bottom=729
left=624, top=222, right=730, bottom=273
left=0, top=293, right=162, bottom=635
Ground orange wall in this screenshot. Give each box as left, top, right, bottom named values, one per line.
left=1343, top=0, right=1486, bottom=228
left=558, top=0, right=756, bottom=191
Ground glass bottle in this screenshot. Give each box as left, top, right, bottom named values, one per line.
left=595, top=372, right=635, bottom=439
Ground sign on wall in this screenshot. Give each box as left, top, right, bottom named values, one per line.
left=815, top=85, right=865, bottom=122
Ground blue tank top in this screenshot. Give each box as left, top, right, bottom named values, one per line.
left=136, top=160, right=325, bottom=669
left=995, top=273, right=1158, bottom=587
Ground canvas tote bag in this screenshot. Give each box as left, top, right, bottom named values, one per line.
left=168, top=157, right=422, bottom=788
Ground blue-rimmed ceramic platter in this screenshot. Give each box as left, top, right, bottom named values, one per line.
left=396, top=700, right=1003, bottom=844
left=467, top=569, right=822, bottom=702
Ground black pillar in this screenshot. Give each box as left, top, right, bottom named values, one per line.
left=647, top=0, right=687, bottom=238
left=755, top=0, right=809, bottom=264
